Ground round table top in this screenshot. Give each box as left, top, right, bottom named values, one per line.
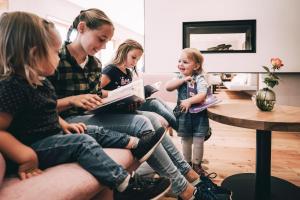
left=207, top=102, right=300, bottom=132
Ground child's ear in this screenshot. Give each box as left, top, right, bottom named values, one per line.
left=77, top=21, right=86, bottom=33
left=29, top=46, right=38, bottom=59
left=194, top=63, right=201, bottom=71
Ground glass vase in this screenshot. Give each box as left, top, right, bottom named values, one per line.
left=255, top=88, right=276, bottom=111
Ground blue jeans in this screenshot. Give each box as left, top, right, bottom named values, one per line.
left=30, top=125, right=130, bottom=189
left=66, top=113, right=154, bottom=135
left=67, top=112, right=191, bottom=195
left=138, top=98, right=178, bottom=130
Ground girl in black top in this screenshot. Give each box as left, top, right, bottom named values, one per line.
left=101, top=39, right=178, bottom=130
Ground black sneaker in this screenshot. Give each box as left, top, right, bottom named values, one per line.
left=131, top=127, right=166, bottom=163
left=193, top=182, right=218, bottom=200
left=114, top=172, right=171, bottom=200
left=197, top=173, right=232, bottom=200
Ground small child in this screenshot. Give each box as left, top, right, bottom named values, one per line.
left=101, top=39, right=177, bottom=131
left=165, top=48, right=210, bottom=175
left=0, top=11, right=171, bottom=200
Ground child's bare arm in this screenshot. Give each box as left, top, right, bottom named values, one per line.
left=100, top=74, right=111, bottom=89
left=0, top=112, right=42, bottom=180
left=165, top=76, right=192, bottom=91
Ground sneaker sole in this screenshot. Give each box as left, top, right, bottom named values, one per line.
left=150, top=180, right=172, bottom=200
left=138, top=130, right=166, bottom=163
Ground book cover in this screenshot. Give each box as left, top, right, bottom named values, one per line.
left=189, top=86, right=222, bottom=113
left=85, top=80, right=145, bottom=114
left=144, top=81, right=161, bottom=98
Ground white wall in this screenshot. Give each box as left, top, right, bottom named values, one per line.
left=145, top=0, right=300, bottom=73
left=8, top=0, right=144, bottom=68
left=9, top=0, right=81, bottom=23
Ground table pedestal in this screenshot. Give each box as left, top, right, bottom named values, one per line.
left=221, top=173, right=300, bottom=200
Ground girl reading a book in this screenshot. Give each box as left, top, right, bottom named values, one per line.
left=48, top=9, right=231, bottom=199
left=165, top=48, right=211, bottom=175
left=101, top=39, right=178, bottom=131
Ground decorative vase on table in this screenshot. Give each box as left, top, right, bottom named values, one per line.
left=255, top=87, right=276, bottom=111
left=255, top=57, right=283, bottom=112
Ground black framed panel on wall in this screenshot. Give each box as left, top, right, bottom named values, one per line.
left=183, top=20, right=256, bottom=53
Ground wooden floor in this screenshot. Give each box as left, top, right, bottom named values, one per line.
left=161, top=88, right=300, bottom=199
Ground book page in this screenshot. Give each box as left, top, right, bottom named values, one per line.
left=85, top=80, right=145, bottom=114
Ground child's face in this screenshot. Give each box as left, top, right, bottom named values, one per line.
left=39, top=30, right=62, bottom=76
left=178, top=52, right=198, bottom=76
left=124, top=49, right=143, bottom=68
left=80, top=24, right=114, bottom=56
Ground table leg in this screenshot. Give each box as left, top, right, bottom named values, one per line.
left=255, top=130, right=271, bottom=200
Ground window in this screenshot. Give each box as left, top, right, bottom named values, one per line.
left=183, top=20, right=256, bottom=53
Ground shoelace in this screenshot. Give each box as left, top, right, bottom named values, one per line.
left=206, top=172, right=217, bottom=179
left=202, top=172, right=218, bottom=188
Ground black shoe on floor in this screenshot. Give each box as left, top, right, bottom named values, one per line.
left=194, top=181, right=231, bottom=200
left=195, top=173, right=232, bottom=200
left=114, top=172, right=171, bottom=200
left=131, top=127, right=166, bottom=162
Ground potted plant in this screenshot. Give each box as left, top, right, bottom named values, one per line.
left=255, top=58, right=284, bottom=111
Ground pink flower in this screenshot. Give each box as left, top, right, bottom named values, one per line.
left=271, top=58, right=284, bottom=70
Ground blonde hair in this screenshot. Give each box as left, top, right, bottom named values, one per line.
left=0, top=11, right=55, bottom=86
left=182, top=48, right=204, bottom=75
left=112, top=39, right=143, bottom=76
left=66, top=8, right=113, bottom=42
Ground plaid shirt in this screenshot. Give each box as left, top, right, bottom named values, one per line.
left=49, top=42, right=102, bottom=117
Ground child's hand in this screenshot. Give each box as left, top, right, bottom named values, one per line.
left=180, top=100, right=191, bottom=112
left=70, top=94, right=102, bottom=110
left=62, top=122, right=87, bottom=134
left=18, top=151, right=42, bottom=180
left=184, top=76, right=193, bottom=82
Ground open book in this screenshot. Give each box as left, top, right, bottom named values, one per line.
left=144, top=81, right=161, bottom=98
left=85, top=80, right=145, bottom=114
left=189, top=86, right=222, bottom=113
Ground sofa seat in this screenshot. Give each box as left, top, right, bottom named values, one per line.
left=0, top=149, right=139, bottom=200
left=223, top=73, right=258, bottom=91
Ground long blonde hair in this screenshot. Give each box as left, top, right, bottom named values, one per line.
left=0, top=11, right=54, bottom=86
left=112, top=39, right=144, bottom=76
left=182, top=48, right=204, bottom=75
left=66, top=8, right=113, bottom=42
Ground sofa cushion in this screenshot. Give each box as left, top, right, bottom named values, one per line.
left=0, top=149, right=137, bottom=200
left=139, top=72, right=177, bottom=103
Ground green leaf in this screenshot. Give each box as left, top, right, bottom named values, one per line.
left=272, top=73, right=280, bottom=80
left=262, top=66, right=270, bottom=72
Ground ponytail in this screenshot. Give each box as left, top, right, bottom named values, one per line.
left=66, top=8, right=113, bottom=42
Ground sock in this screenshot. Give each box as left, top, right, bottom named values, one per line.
left=191, top=178, right=201, bottom=186
left=117, top=174, right=130, bottom=192
left=181, top=137, right=193, bottom=162
left=131, top=137, right=139, bottom=149
left=192, top=136, right=204, bottom=165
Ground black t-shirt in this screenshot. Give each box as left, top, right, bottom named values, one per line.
left=102, top=64, right=132, bottom=90
left=0, top=76, right=62, bottom=145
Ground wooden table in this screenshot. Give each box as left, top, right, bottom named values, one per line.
left=207, top=102, right=300, bottom=200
